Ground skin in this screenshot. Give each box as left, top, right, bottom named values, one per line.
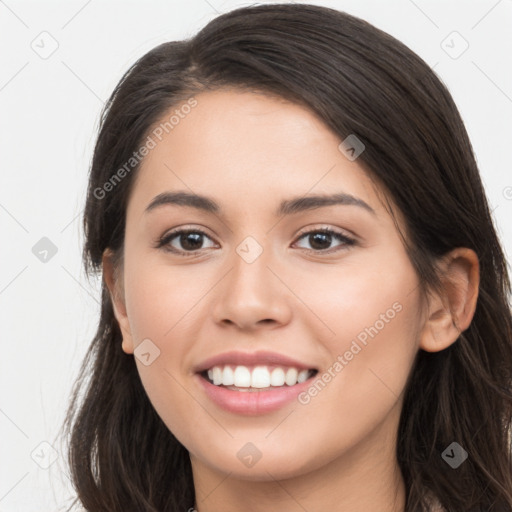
left=103, top=89, right=479, bottom=512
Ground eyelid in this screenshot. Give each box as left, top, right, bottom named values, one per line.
left=156, top=223, right=358, bottom=256
left=294, top=224, right=356, bottom=241
left=292, top=226, right=357, bottom=253
left=155, top=225, right=217, bottom=251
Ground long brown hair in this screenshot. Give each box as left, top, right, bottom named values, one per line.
left=61, top=4, right=512, bottom=511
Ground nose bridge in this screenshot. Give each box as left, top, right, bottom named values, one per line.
left=212, top=233, right=290, bottom=328
left=229, top=234, right=274, bottom=299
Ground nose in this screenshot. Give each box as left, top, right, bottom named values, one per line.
left=211, top=241, right=292, bottom=331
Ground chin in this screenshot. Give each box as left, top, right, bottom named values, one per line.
left=196, top=445, right=320, bottom=482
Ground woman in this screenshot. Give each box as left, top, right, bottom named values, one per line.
left=62, top=3, right=512, bottom=511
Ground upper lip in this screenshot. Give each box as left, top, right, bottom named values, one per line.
left=194, top=350, right=317, bottom=373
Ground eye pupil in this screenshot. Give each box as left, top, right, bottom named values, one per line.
left=309, top=232, right=332, bottom=250
left=181, top=232, right=203, bottom=251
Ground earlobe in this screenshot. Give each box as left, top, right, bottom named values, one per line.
left=419, top=248, right=479, bottom=353
left=102, top=248, right=135, bottom=355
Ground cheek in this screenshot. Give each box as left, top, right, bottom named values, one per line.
left=121, top=255, right=220, bottom=432
left=292, top=249, right=420, bottom=343
left=123, top=255, right=210, bottom=343
left=296, top=256, right=421, bottom=420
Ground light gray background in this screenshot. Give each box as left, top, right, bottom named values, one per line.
left=1, top=0, right=511, bottom=510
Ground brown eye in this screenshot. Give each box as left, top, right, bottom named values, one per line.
left=157, top=229, right=217, bottom=255
left=294, top=228, right=356, bottom=253
left=156, top=226, right=356, bottom=257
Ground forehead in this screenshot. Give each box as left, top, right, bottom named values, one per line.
left=127, top=88, right=389, bottom=222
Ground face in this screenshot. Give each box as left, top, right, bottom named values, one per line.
left=108, top=88, right=427, bottom=482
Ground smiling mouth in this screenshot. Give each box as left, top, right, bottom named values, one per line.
left=199, top=364, right=318, bottom=392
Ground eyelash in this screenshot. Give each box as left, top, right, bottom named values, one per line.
left=155, top=226, right=357, bottom=257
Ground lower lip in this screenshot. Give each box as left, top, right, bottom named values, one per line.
left=195, top=373, right=315, bottom=415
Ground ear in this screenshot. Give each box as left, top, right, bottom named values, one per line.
left=102, top=248, right=134, bottom=354
left=419, top=248, right=479, bottom=353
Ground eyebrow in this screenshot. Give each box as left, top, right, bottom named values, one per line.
left=144, top=190, right=376, bottom=217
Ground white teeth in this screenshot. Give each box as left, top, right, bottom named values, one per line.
left=222, top=366, right=234, bottom=386
left=251, top=366, right=270, bottom=388
left=205, top=364, right=313, bottom=388
left=270, top=367, right=285, bottom=386
left=212, top=366, right=222, bottom=385
left=297, top=369, right=309, bottom=383
left=285, top=368, right=298, bottom=386
left=233, top=366, right=251, bottom=387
